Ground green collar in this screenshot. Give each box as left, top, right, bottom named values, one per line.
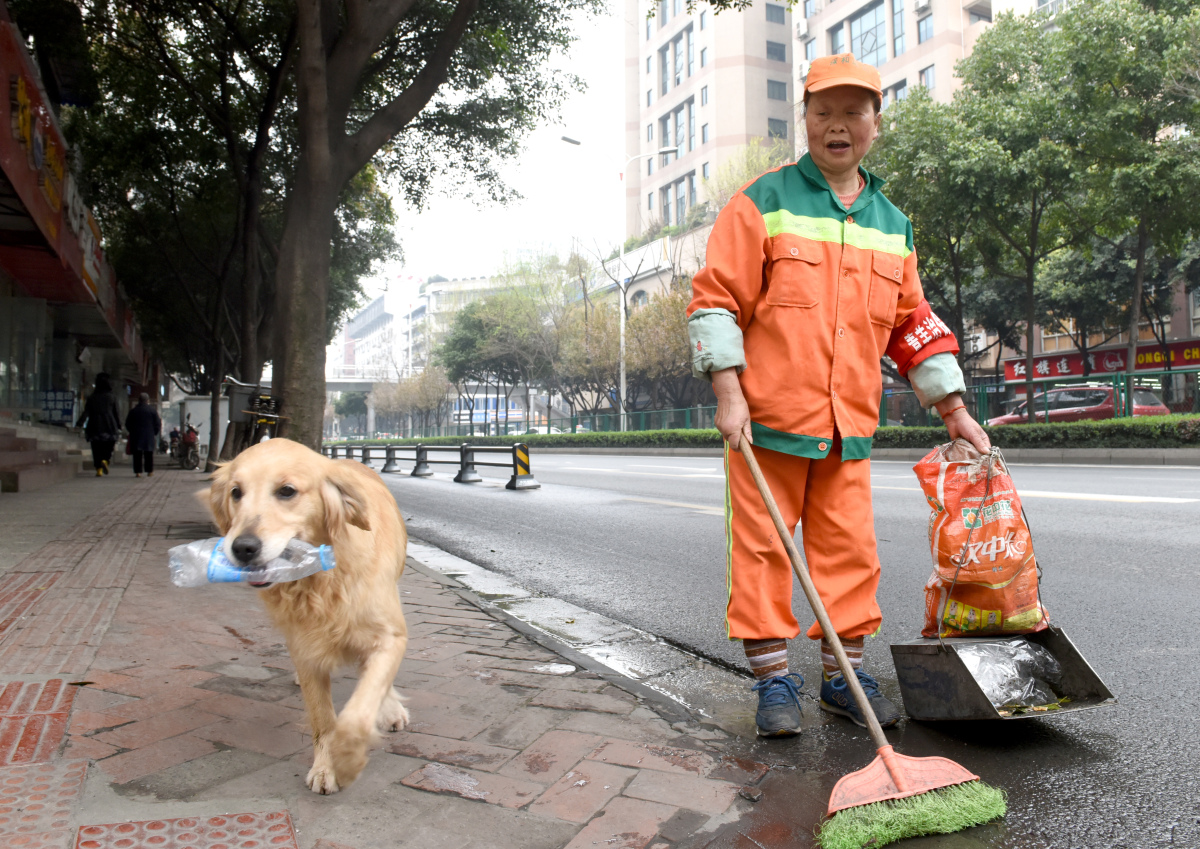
left=796, top=152, right=885, bottom=213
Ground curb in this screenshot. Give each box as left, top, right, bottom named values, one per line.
left=403, top=556, right=700, bottom=727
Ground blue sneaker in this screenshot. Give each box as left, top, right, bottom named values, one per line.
left=751, top=673, right=805, bottom=737
left=819, top=669, right=901, bottom=728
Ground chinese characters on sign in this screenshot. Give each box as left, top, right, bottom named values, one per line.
left=1004, top=340, right=1200, bottom=382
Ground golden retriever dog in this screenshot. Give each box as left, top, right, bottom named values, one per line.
left=204, top=438, right=409, bottom=794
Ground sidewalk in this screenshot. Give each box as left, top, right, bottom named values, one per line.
left=0, top=467, right=768, bottom=849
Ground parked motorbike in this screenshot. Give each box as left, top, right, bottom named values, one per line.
left=178, top=422, right=202, bottom=470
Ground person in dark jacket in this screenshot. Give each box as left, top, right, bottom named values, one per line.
left=124, top=393, right=162, bottom=478
left=77, top=373, right=121, bottom=476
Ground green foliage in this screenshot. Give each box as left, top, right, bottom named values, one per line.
left=333, top=392, right=368, bottom=419
left=330, top=416, right=1200, bottom=450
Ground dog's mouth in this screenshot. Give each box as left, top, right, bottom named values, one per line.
left=248, top=580, right=273, bottom=588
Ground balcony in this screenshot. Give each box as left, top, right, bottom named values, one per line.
left=963, top=0, right=991, bottom=14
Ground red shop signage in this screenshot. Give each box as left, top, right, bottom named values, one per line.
left=1003, top=339, right=1200, bottom=382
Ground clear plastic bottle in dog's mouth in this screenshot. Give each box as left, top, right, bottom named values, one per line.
left=168, top=537, right=335, bottom=587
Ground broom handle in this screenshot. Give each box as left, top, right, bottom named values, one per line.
left=737, top=439, right=890, bottom=751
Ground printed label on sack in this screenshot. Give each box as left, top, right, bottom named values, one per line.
left=962, top=499, right=1013, bottom=529
left=942, top=600, right=1002, bottom=632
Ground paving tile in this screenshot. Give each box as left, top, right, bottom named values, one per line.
left=66, top=710, right=126, bottom=736
left=188, top=692, right=305, bottom=728
left=0, top=680, right=77, bottom=765
left=588, top=739, right=716, bottom=776
left=69, top=689, right=136, bottom=715
left=561, top=797, right=677, bottom=849
left=312, top=841, right=358, bottom=849
left=92, top=708, right=220, bottom=750
left=0, top=759, right=88, bottom=836
left=94, top=686, right=219, bottom=723
left=0, top=574, right=62, bottom=640
left=192, top=719, right=309, bottom=759
left=499, top=730, right=602, bottom=784
left=558, top=709, right=678, bottom=743
left=95, top=734, right=216, bottom=785
left=387, top=732, right=517, bottom=772
left=8, top=540, right=93, bottom=574
left=0, top=589, right=123, bottom=676
left=404, top=642, right=473, bottom=664
left=58, top=538, right=140, bottom=589
left=401, top=690, right=498, bottom=740
left=527, top=760, right=636, bottom=823
left=61, top=736, right=119, bottom=761
left=75, top=810, right=297, bottom=848
left=3, top=829, right=73, bottom=848
left=400, top=762, right=543, bottom=808
left=707, top=755, right=770, bottom=785
left=0, top=680, right=75, bottom=716
left=530, top=689, right=636, bottom=715
left=621, top=770, right=739, bottom=815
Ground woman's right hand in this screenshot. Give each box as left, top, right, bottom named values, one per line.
left=711, top=368, right=752, bottom=450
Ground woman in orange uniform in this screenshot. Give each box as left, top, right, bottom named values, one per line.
left=687, top=54, right=990, bottom=737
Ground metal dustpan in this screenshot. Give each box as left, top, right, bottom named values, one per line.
left=890, top=626, right=1116, bottom=721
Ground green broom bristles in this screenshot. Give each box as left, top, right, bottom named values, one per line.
left=816, top=779, right=1007, bottom=849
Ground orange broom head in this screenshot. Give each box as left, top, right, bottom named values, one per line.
left=827, top=745, right=979, bottom=816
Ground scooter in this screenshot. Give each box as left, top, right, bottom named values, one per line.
left=178, top=422, right=202, bottom=470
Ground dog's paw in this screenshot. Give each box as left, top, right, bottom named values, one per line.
left=377, top=690, right=409, bottom=733
left=328, top=723, right=372, bottom=788
left=306, top=762, right=340, bottom=795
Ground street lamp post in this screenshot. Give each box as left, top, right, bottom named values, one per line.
left=617, top=146, right=679, bottom=431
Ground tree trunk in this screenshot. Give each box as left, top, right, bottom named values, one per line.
left=205, top=347, right=224, bottom=473
left=1125, top=221, right=1149, bottom=413
left=1025, top=266, right=1037, bottom=425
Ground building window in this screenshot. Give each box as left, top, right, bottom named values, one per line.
left=647, top=17, right=652, bottom=40
left=917, top=15, right=933, bottom=43
left=892, top=0, right=905, bottom=56
left=892, top=80, right=908, bottom=102
left=969, top=10, right=992, bottom=24
left=805, top=39, right=817, bottom=61
left=767, top=41, right=787, bottom=62
left=647, top=89, right=652, bottom=107
left=701, top=123, right=710, bottom=143
left=702, top=162, right=710, bottom=179
left=830, top=24, right=845, bottom=55
left=647, top=124, right=653, bottom=141
left=661, top=115, right=671, bottom=150
left=662, top=185, right=673, bottom=224
left=675, top=109, right=686, bottom=158
left=688, top=172, right=697, bottom=206
left=648, top=193, right=653, bottom=210
left=648, top=158, right=654, bottom=175
left=700, top=47, right=709, bottom=67
left=766, top=3, right=786, bottom=24
left=850, top=2, right=886, bottom=68
left=646, top=56, right=651, bottom=74
left=687, top=27, right=694, bottom=75
left=676, top=180, right=686, bottom=224
left=768, top=79, right=788, bottom=100
left=700, top=9, right=707, bottom=29
left=701, top=85, right=709, bottom=105
left=1192, top=289, right=1200, bottom=335
left=688, top=100, right=696, bottom=150
left=768, top=118, right=788, bottom=139
left=673, top=0, right=682, bottom=15
left=660, top=46, right=669, bottom=94
left=919, top=64, right=935, bottom=89
left=804, top=0, right=816, bottom=17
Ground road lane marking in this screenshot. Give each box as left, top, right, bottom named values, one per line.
left=871, top=485, right=1197, bottom=504
left=628, top=464, right=723, bottom=472
left=622, top=496, right=723, bottom=515
left=562, top=466, right=725, bottom=479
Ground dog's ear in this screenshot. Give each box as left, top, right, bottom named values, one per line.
left=204, top=464, right=233, bottom=533
left=322, top=462, right=372, bottom=536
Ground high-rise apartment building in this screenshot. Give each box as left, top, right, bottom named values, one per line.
left=624, top=0, right=796, bottom=239
left=792, top=0, right=1037, bottom=153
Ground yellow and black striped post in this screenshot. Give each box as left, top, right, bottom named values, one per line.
left=507, top=443, right=540, bottom=490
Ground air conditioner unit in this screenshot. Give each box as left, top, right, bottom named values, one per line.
left=798, top=60, right=811, bottom=81
left=795, top=19, right=808, bottom=40
left=914, top=0, right=932, bottom=13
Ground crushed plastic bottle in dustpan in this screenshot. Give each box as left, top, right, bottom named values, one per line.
left=168, top=537, right=335, bottom=588
left=955, top=637, right=1062, bottom=709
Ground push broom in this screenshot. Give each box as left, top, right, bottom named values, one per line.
left=736, top=439, right=1005, bottom=849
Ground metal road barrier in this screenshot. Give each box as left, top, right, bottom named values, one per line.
left=322, top=442, right=539, bottom=491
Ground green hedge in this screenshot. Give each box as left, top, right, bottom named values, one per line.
left=329, top=414, right=1200, bottom=451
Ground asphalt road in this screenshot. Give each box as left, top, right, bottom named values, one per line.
left=381, top=452, right=1200, bottom=848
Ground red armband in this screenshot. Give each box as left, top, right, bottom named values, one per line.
left=886, top=300, right=959, bottom=377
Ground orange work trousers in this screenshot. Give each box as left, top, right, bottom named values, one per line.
left=724, top=439, right=883, bottom=642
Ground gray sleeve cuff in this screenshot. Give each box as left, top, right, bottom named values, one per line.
left=908, top=352, right=966, bottom=408
left=688, top=309, right=746, bottom=381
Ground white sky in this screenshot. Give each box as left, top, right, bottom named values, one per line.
left=361, top=6, right=629, bottom=308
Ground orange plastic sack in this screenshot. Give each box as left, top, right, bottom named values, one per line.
left=913, top=440, right=1048, bottom=638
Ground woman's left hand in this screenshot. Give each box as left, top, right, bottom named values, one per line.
left=935, top=394, right=991, bottom=453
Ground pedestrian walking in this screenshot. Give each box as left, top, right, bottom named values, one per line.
left=124, top=392, right=161, bottom=478
left=686, top=54, right=991, bottom=738
left=76, top=373, right=121, bottom=477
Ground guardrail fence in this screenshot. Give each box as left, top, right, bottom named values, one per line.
left=323, top=442, right=539, bottom=491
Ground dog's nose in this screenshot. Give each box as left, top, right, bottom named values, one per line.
left=231, top=535, right=262, bottom=564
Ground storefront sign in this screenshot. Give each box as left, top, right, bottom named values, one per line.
left=1004, top=339, right=1200, bottom=382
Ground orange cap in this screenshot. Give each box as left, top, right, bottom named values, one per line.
left=804, top=53, right=882, bottom=97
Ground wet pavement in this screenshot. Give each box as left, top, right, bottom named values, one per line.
left=383, top=453, right=1200, bottom=848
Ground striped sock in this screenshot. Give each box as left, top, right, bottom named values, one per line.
left=744, top=638, right=789, bottom=680
left=821, top=637, right=864, bottom=679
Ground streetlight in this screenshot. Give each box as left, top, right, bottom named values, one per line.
left=616, top=146, right=679, bottom=431
left=561, top=138, right=679, bottom=431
